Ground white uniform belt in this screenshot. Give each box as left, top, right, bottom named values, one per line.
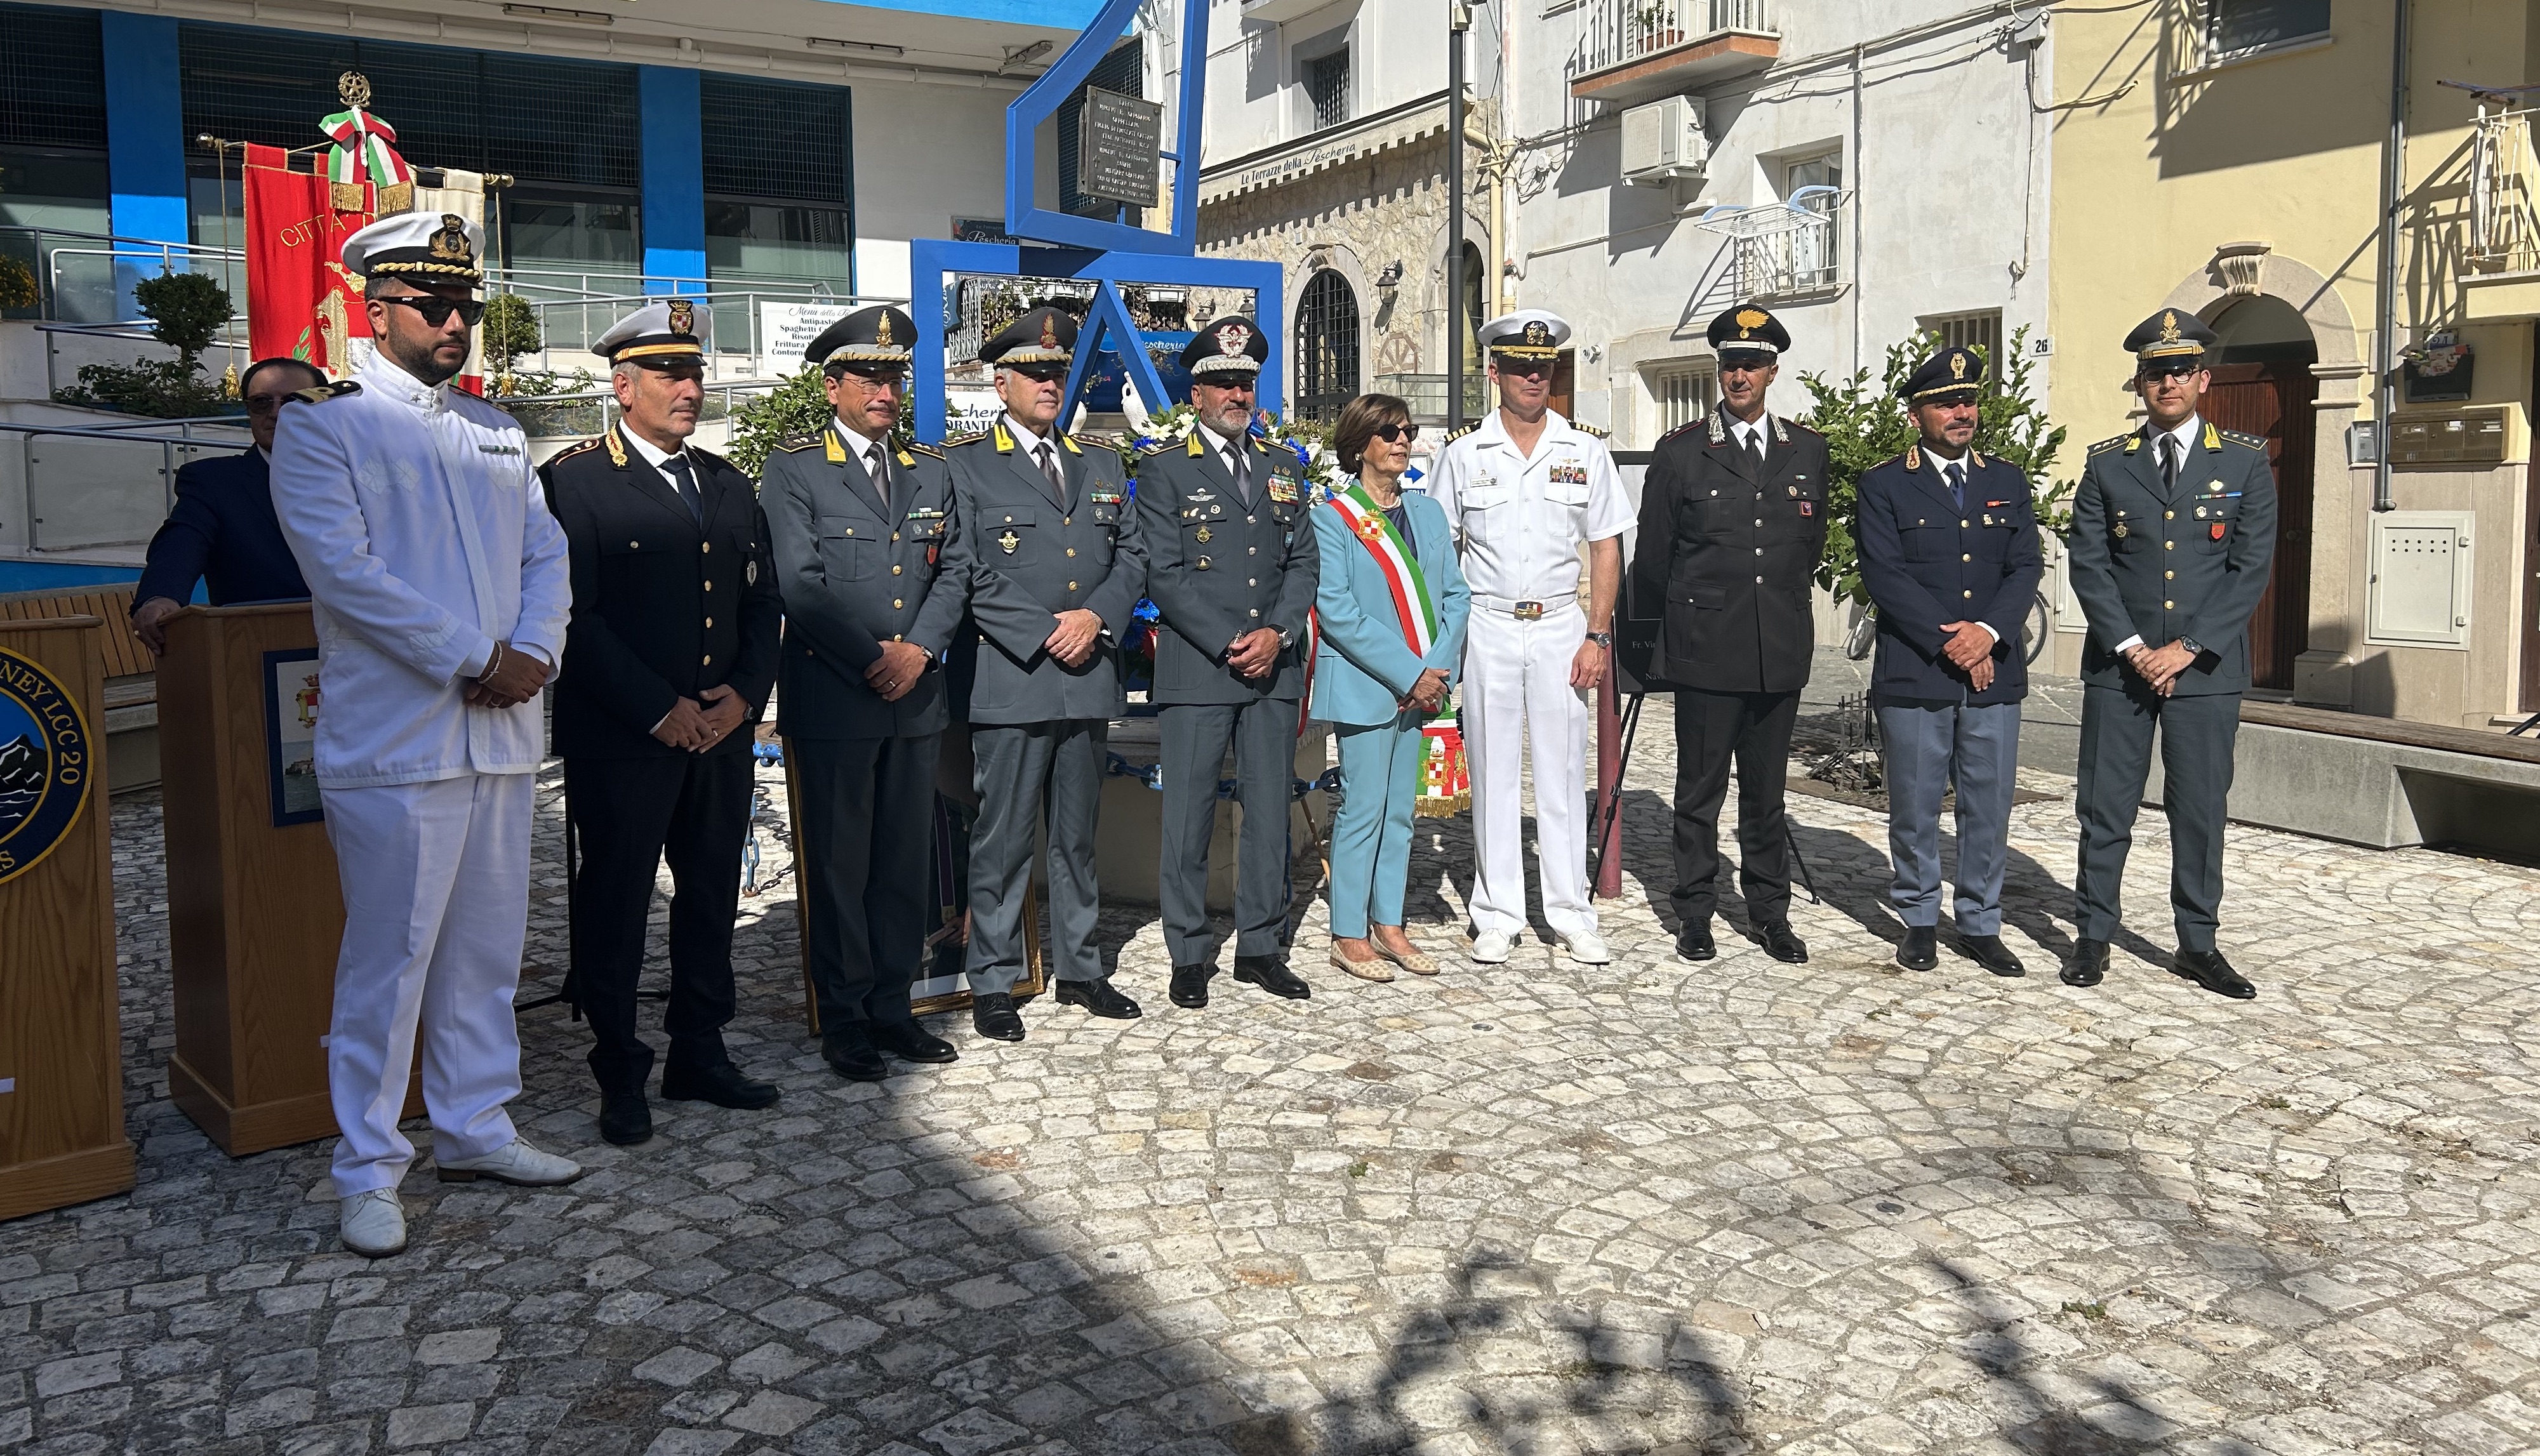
left=1473, top=592, right=1579, bottom=619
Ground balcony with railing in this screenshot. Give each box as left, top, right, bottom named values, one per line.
left=1695, top=187, right=1847, bottom=303
left=2443, top=106, right=2540, bottom=322
left=1567, top=0, right=1779, bottom=107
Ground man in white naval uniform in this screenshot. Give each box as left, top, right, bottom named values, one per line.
left=1427, top=310, right=1632, bottom=966
left=269, top=211, right=584, bottom=1259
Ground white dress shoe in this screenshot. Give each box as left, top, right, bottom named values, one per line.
left=1471, top=928, right=1513, bottom=964
left=340, top=1189, right=408, bottom=1258
left=1556, top=929, right=1611, bottom=964
left=434, top=1137, right=585, bottom=1187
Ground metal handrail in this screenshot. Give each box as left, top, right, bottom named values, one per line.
left=1573, top=0, right=1774, bottom=76
left=2468, top=107, right=2540, bottom=274
left=0, top=417, right=251, bottom=553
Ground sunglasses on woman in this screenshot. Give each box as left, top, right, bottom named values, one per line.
left=377, top=294, right=488, bottom=328
left=1372, top=422, right=1420, bottom=444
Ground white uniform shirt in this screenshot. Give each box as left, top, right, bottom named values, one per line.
left=269, top=353, right=571, bottom=789
left=1425, top=407, right=1633, bottom=600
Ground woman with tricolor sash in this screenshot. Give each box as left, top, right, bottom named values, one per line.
left=1310, top=394, right=1471, bottom=983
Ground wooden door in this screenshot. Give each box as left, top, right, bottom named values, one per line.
left=1550, top=350, right=1576, bottom=421
left=2202, top=363, right=2316, bottom=691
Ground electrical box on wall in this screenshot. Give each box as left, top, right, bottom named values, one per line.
left=2365, top=511, right=2474, bottom=649
left=1621, top=96, right=1708, bottom=187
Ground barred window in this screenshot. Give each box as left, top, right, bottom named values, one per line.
left=178, top=22, right=636, bottom=190
left=1920, top=309, right=2003, bottom=379
left=1649, top=363, right=1715, bottom=438
left=1305, top=50, right=1350, bottom=131
left=702, top=74, right=852, bottom=205
left=2208, top=0, right=2331, bottom=55
left=0, top=3, right=106, bottom=152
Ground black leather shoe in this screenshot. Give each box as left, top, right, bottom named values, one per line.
left=1675, top=923, right=1715, bottom=962
left=597, top=1090, right=652, bottom=1146
left=2172, top=948, right=2257, bottom=1000
left=1760, top=920, right=1809, bottom=963
left=1961, top=934, right=2026, bottom=978
left=662, top=1059, right=780, bottom=1108
left=1056, top=977, right=1143, bottom=1019
left=870, top=1021, right=957, bottom=1063
left=1233, top=955, right=1311, bottom=1000
left=1169, top=965, right=1214, bottom=1009
left=1896, top=925, right=1938, bottom=971
left=820, top=1029, right=888, bottom=1082
left=2062, top=939, right=2109, bottom=988
left=971, top=991, right=1025, bottom=1042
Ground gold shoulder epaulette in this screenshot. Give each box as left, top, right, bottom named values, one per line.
left=945, top=429, right=992, bottom=448
left=2222, top=428, right=2266, bottom=449
left=1140, top=438, right=1178, bottom=457
left=549, top=436, right=603, bottom=463
left=1574, top=420, right=1609, bottom=439
left=772, top=432, right=825, bottom=454
left=905, top=440, right=945, bottom=460
left=289, top=379, right=360, bottom=405
left=1440, top=422, right=1479, bottom=445
left=2087, top=433, right=2131, bottom=456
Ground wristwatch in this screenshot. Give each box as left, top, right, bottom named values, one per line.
left=2177, top=636, right=2203, bottom=657
left=1276, top=626, right=1294, bottom=650
left=1584, top=631, right=1613, bottom=649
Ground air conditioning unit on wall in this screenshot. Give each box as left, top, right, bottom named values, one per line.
left=1621, top=95, right=1708, bottom=187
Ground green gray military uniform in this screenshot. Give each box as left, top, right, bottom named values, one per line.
left=1134, top=411, right=1319, bottom=977
left=2066, top=311, right=2278, bottom=967
left=948, top=390, right=1147, bottom=996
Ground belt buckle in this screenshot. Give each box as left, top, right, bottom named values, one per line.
left=1512, top=600, right=1544, bottom=620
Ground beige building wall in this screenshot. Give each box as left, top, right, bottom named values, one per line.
left=2047, top=0, right=2540, bottom=729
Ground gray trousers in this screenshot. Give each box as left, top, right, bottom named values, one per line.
left=792, top=734, right=936, bottom=1034
left=1877, top=700, right=2020, bottom=935
left=967, top=720, right=1107, bottom=991
left=2075, top=683, right=2239, bottom=951
left=1158, top=699, right=1295, bottom=967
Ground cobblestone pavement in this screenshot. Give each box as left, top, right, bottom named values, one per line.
left=9, top=694, right=2540, bottom=1456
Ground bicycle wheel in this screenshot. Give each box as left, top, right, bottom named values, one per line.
left=2023, top=590, right=2051, bottom=666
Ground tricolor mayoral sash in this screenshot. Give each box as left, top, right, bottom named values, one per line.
left=1322, top=484, right=1468, bottom=816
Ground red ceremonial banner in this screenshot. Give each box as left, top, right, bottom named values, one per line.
left=243, top=144, right=370, bottom=376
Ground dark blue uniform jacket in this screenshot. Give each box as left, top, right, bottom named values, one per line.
left=1854, top=445, right=2043, bottom=707
left=135, top=450, right=310, bottom=607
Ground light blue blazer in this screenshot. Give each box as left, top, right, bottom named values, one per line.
left=1308, top=489, right=1471, bottom=727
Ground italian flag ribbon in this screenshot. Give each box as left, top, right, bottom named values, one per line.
left=1324, top=483, right=1439, bottom=661
left=320, top=107, right=413, bottom=192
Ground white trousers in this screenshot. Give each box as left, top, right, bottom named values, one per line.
left=1462, top=602, right=1596, bottom=938
left=322, top=771, right=532, bottom=1197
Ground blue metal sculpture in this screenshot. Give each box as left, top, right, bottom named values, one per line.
left=911, top=0, right=1285, bottom=442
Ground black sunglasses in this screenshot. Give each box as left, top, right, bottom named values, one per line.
left=1372, top=422, right=1420, bottom=444
left=377, top=294, right=486, bottom=328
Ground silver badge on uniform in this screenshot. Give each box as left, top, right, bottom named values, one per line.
left=746, top=559, right=757, bottom=585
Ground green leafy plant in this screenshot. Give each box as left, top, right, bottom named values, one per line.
left=54, top=271, right=237, bottom=418
left=1795, top=324, right=2069, bottom=603
left=479, top=293, right=542, bottom=389
left=0, top=255, right=36, bottom=312
left=726, top=367, right=837, bottom=477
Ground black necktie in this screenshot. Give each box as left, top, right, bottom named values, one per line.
left=662, top=453, right=701, bottom=524
left=867, top=443, right=889, bottom=508
left=1747, top=427, right=1766, bottom=477
left=1945, top=461, right=1966, bottom=512
left=2160, top=435, right=2181, bottom=491
left=1036, top=442, right=1065, bottom=506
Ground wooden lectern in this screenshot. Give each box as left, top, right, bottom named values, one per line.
left=159, top=604, right=418, bottom=1155
left=0, top=615, right=135, bottom=1221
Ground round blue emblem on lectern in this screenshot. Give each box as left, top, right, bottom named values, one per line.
left=0, top=646, right=93, bottom=885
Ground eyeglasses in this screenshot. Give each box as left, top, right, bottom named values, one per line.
left=1372, top=422, right=1420, bottom=444
left=1493, top=359, right=1555, bottom=379
left=242, top=393, right=296, bottom=413
left=376, top=294, right=486, bottom=328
